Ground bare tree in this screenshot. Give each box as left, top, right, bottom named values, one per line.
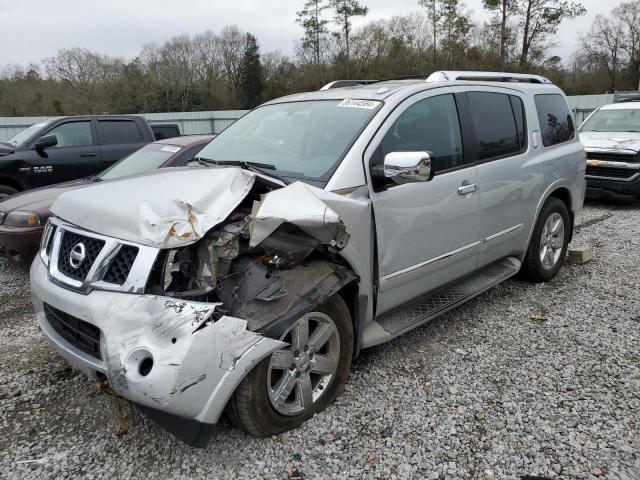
left=614, top=1, right=640, bottom=89
left=580, top=15, right=625, bottom=91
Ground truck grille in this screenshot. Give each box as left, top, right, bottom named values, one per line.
left=103, top=245, right=139, bottom=285
left=44, top=303, right=101, bottom=360
left=587, top=152, right=639, bottom=163
left=586, top=166, right=637, bottom=179
left=57, top=231, right=105, bottom=281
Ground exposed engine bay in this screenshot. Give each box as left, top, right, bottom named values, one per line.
left=144, top=177, right=355, bottom=333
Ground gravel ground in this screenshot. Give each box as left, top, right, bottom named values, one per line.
left=1, top=200, right=639, bottom=480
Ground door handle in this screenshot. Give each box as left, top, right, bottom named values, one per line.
left=80, top=152, right=97, bottom=158
left=457, top=183, right=479, bottom=195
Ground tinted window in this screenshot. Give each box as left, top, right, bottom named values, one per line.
left=534, top=94, right=575, bottom=147
left=467, top=92, right=520, bottom=160
left=98, top=120, right=143, bottom=144
left=510, top=95, right=527, bottom=150
left=374, top=94, right=463, bottom=174
left=46, top=121, right=93, bottom=148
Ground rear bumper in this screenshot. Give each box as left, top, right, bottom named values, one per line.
left=30, top=258, right=284, bottom=446
left=0, top=226, right=42, bottom=265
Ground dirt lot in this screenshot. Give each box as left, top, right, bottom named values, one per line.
left=1, top=200, right=639, bottom=480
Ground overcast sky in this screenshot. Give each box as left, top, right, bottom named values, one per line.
left=0, top=0, right=611, bottom=67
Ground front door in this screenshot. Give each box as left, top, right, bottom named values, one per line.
left=29, top=119, right=101, bottom=188
left=367, top=91, right=481, bottom=315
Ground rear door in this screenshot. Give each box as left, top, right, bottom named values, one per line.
left=96, top=119, right=147, bottom=168
left=367, top=90, right=481, bottom=315
left=465, top=89, right=539, bottom=268
left=29, top=119, right=101, bottom=188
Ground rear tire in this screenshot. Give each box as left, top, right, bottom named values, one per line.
left=0, top=185, right=18, bottom=199
left=225, top=294, right=353, bottom=437
left=520, top=197, right=570, bottom=283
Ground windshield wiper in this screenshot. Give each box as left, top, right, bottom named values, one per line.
left=189, top=157, right=213, bottom=168
left=199, top=158, right=289, bottom=185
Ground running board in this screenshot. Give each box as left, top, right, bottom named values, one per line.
left=363, top=257, right=520, bottom=347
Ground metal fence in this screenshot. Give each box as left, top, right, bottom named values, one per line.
left=0, top=92, right=634, bottom=140
left=0, top=110, right=249, bottom=141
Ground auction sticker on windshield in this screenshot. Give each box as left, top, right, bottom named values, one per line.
left=337, top=99, right=380, bottom=109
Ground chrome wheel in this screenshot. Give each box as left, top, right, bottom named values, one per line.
left=539, top=212, right=565, bottom=270
left=267, top=311, right=340, bottom=417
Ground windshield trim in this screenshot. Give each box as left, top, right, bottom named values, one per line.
left=199, top=98, right=384, bottom=187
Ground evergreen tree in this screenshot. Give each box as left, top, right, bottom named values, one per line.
left=296, top=0, right=330, bottom=74
left=331, top=0, right=368, bottom=78
left=239, top=34, right=263, bottom=109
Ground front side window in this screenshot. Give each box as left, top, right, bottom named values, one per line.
left=97, top=120, right=143, bottom=144
left=580, top=108, right=640, bottom=133
left=372, top=94, right=463, bottom=174
left=7, top=121, right=52, bottom=147
left=197, top=100, right=382, bottom=181
left=534, top=94, right=575, bottom=147
left=467, top=92, right=521, bottom=160
left=46, top=121, right=93, bottom=148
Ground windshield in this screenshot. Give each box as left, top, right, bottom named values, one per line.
left=580, top=108, right=640, bottom=133
left=97, top=143, right=182, bottom=180
left=6, top=121, right=52, bottom=146
left=196, top=99, right=383, bottom=181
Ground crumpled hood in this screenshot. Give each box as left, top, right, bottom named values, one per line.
left=579, top=131, right=640, bottom=152
left=51, top=167, right=256, bottom=248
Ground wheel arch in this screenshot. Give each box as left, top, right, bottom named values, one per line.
left=0, top=176, right=25, bottom=193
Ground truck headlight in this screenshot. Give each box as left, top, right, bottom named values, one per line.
left=3, top=211, right=42, bottom=227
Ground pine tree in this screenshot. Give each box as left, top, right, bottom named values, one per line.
left=331, top=0, right=368, bottom=78
left=239, top=34, right=263, bottom=109
left=296, top=0, right=330, bottom=73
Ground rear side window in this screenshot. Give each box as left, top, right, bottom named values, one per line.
left=467, top=92, right=521, bottom=160
left=97, top=120, right=143, bottom=144
left=534, top=94, right=575, bottom=147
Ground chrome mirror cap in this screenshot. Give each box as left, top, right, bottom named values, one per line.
left=383, top=151, right=434, bottom=184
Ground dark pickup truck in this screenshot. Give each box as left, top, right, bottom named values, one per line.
left=0, top=115, right=156, bottom=198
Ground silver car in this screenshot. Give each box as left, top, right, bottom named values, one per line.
left=30, top=71, right=586, bottom=446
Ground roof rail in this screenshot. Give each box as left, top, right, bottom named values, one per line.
left=425, top=71, right=552, bottom=84
left=320, top=80, right=378, bottom=90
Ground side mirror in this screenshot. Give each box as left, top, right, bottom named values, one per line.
left=33, top=134, right=58, bottom=151
left=383, top=151, right=434, bottom=184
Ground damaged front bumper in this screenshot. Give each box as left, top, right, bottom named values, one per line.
left=30, top=258, right=285, bottom=447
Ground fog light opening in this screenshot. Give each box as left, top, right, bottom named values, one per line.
left=138, top=357, right=154, bottom=377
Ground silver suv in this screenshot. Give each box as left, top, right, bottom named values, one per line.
left=30, top=71, right=586, bottom=447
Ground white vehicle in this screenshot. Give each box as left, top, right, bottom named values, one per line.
left=579, top=101, right=640, bottom=197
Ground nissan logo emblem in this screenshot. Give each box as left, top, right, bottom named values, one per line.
left=69, top=242, right=86, bottom=269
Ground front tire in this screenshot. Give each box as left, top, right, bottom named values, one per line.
left=521, top=197, right=570, bottom=283
left=225, top=294, right=353, bottom=437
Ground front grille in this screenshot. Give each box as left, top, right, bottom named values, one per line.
left=44, top=303, right=101, bottom=360
left=57, top=231, right=105, bottom=281
left=103, top=245, right=139, bottom=285
left=586, top=166, right=637, bottom=179
left=587, top=151, right=639, bottom=163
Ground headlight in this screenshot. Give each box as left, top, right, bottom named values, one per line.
left=3, top=210, right=42, bottom=227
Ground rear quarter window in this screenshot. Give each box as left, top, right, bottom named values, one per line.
left=467, top=92, right=522, bottom=161
left=97, top=120, right=143, bottom=144
left=534, top=94, right=575, bottom=147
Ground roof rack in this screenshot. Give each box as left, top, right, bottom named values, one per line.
left=425, top=71, right=552, bottom=84
left=319, top=80, right=378, bottom=90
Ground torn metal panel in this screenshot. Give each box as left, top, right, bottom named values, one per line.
left=250, top=182, right=349, bottom=248
left=51, top=167, right=256, bottom=249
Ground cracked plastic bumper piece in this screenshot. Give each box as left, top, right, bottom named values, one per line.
left=30, top=258, right=285, bottom=447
